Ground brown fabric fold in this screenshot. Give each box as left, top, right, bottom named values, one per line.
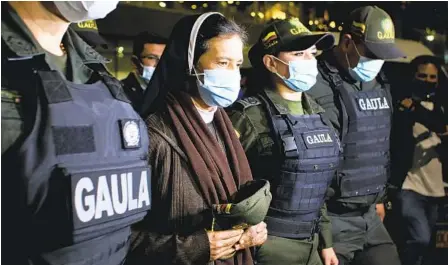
left=165, top=91, right=254, bottom=265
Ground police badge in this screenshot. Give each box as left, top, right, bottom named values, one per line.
left=119, top=119, right=141, bottom=149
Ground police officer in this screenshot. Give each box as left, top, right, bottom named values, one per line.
left=307, top=6, right=405, bottom=265
left=229, top=19, right=340, bottom=265
left=2, top=1, right=151, bottom=265
left=121, top=31, right=167, bottom=111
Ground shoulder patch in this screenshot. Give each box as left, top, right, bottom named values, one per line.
left=234, top=97, right=261, bottom=110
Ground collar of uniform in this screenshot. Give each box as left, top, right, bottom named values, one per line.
left=264, top=89, right=289, bottom=115
left=264, top=89, right=324, bottom=115
left=1, top=2, right=44, bottom=58
left=320, top=49, right=358, bottom=84
left=319, top=50, right=339, bottom=74
left=1, top=3, right=109, bottom=65
left=66, top=27, right=110, bottom=65
left=303, top=93, right=325, bottom=114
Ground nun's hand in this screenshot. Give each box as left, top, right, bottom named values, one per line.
left=234, top=222, right=267, bottom=251
left=207, top=229, right=243, bottom=261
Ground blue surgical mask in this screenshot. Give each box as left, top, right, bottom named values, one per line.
left=273, top=57, right=318, bottom=92
left=346, top=43, right=384, bottom=82
left=195, top=69, right=241, bottom=108
left=141, top=66, right=155, bottom=83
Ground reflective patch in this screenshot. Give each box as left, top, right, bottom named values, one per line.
left=119, top=119, right=141, bottom=149
left=71, top=166, right=151, bottom=229
left=235, top=97, right=261, bottom=110
left=302, top=130, right=334, bottom=149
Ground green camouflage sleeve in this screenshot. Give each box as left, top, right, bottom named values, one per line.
left=228, top=109, right=259, bottom=152
left=318, top=203, right=333, bottom=249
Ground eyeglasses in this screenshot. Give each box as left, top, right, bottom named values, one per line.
left=140, top=54, right=160, bottom=62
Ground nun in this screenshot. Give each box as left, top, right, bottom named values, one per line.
left=127, top=12, right=267, bottom=265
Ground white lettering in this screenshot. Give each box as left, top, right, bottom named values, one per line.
left=359, top=99, right=366, bottom=110
left=127, top=173, right=138, bottom=211
left=366, top=98, right=373, bottom=110
left=138, top=171, right=150, bottom=208
left=358, top=97, right=390, bottom=111
left=382, top=97, right=390, bottom=109
left=75, top=177, right=95, bottom=223
left=306, top=135, right=313, bottom=144
left=306, top=133, right=333, bottom=145
left=95, top=176, right=114, bottom=219
left=74, top=170, right=151, bottom=224
left=372, top=98, right=379, bottom=109
left=111, top=173, right=128, bottom=215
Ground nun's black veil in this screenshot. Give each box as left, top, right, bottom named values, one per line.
left=139, top=12, right=224, bottom=118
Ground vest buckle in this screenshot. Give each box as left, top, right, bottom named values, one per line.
left=281, top=136, right=297, bottom=152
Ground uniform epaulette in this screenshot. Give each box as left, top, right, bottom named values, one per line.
left=234, top=97, right=261, bottom=110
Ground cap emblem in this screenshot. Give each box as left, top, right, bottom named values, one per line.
left=351, top=21, right=366, bottom=34
left=76, top=20, right=98, bottom=30
left=289, top=19, right=310, bottom=35
left=262, top=31, right=278, bottom=49
left=377, top=19, right=394, bottom=40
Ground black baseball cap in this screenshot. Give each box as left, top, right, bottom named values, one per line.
left=344, top=6, right=405, bottom=59
left=249, top=18, right=335, bottom=67
left=71, top=20, right=109, bottom=49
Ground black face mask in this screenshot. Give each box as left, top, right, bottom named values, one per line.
left=412, top=79, right=437, bottom=100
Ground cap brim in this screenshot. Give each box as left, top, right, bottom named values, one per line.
left=282, top=33, right=335, bottom=52
left=248, top=33, right=335, bottom=68
left=364, top=41, right=406, bottom=60
left=76, top=31, right=110, bottom=49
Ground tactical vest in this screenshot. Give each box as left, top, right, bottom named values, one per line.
left=258, top=92, right=341, bottom=239
left=4, top=60, right=151, bottom=265
left=319, top=60, right=392, bottom=198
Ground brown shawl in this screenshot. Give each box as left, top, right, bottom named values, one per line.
left=166, top=91, right=253, bottom=265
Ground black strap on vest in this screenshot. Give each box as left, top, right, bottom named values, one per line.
left=376, top=72, right=393, bottom=109
left=258, top=91, right=299, bottom=158
left=318, top=60, right=349, bottom=144
left=87, top=63, right=131, bottom=104
left=37, top=63, right=131, bottom=104
left=38, top=71, right=73, bottom=104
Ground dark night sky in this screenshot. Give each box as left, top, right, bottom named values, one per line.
left=174, top=2, right=447, bottom=35
left=304, top=1, right=447, bottom=31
